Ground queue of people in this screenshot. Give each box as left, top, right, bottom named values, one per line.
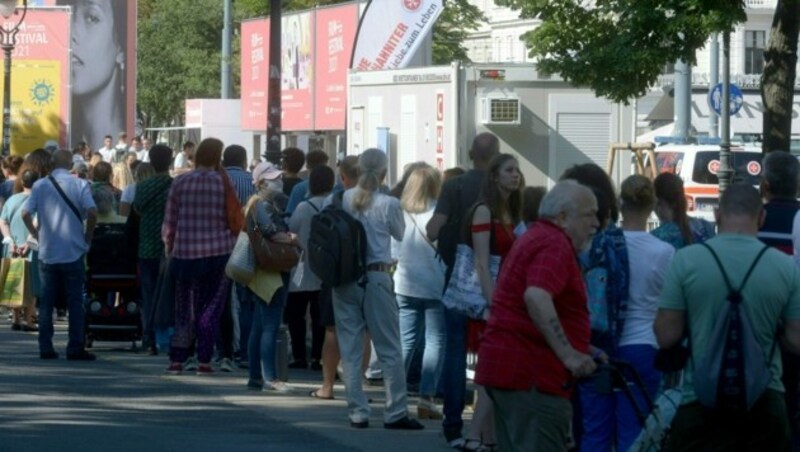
left=6, top=133, right=800, bottom=452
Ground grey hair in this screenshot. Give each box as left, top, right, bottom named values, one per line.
left=353, top=148, right=388, bottom=212
left=763, top=150, right=799, bottom=198
left=538, top=179, right=592, bottom=220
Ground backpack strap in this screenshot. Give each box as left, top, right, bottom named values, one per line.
left=701, top=243, right=769, bottom=296
left=304, top=199, right=320, bottom=213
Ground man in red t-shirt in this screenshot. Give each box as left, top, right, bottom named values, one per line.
left=476, top=180, right=601, bottom=451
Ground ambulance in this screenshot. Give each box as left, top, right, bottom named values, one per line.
left=649, top=144, right=764, bottom=222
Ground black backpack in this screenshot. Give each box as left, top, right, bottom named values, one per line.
left=693, top=244, right=775, bottom=412
left=308, top=191, right=368, bottom=287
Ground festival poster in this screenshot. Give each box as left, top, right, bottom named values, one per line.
left=281, top=11, right=314, bottom=131
left=0, top=9, right=70, bottom=155
left=241, top=18, right=270, bottom=131
left=314, top=4, right=358, bottom=131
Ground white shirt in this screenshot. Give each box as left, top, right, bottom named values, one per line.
left=288, top=196, right=325, bottom=292
left=619, top=230, right=675, bottom=347
left=174, top=152, right=188, bottom=169
left=99, top=147, right=114, bottom=163
left=342, top=188, right=404, bottom=265
left=393, top=205, right=445, bottom=300
left=137, top=149, right=149, bottom=162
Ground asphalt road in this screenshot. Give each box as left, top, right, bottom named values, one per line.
left=0, top=317, right=454, bottom=452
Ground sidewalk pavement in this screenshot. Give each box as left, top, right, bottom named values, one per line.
left=0, top=315, right=461, bottom=451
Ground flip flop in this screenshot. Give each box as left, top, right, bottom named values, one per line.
left=308, top=389, right=334, bottom=400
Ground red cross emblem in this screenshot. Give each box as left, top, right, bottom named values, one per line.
left=403, top=0, right=421, bottom=11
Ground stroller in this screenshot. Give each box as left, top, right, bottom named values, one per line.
left=84, top=223, right=142, bottom=350
left=590, top=359, right=677, bottom=452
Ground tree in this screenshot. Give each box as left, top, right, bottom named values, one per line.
left=761, top=0, right=800, bottom=153
left=493, top=0, right=746, bottom=104
left=137, top=0, right=224, bottom=127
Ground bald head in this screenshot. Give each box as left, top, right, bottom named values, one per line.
left=470, top=133, right=500, bottom=168
left=52, top=150, right=72, bottom=170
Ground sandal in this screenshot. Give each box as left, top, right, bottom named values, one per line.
left=308, top=389, right=334, bottom=400
left=460, top=439, right=492, bottom=452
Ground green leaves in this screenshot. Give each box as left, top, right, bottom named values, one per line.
left=496, top=0, right=746, bottom=103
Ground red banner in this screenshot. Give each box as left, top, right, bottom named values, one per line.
left=241, top=18, right=270, bottom=131
left=314, top=4, right=357, bottom=131
left=0, top=9, right=70, bottom=154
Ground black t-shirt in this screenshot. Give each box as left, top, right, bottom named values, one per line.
left=282, top=176, right=303, bottom=198
left=434, top=169, right=486, bottom=267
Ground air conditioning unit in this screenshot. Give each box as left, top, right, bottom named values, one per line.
left=479, top=97, right=521, bottom=125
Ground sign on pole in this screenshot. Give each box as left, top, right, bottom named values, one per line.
left=708, top=82, right=743, bottom=117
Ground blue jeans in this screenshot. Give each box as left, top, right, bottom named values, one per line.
left=248, top=284, right=287, bottom=382
left=441, top=306, right=468, bottom=434
left=397, top=295, right=445, bottom=397
left=139, top=258, right=161, bottom=346
left=579, top=344, right=661, bottom=452
left=236, top=282, right=254, bottom=362
left=38, top=257, right=86, bottom=354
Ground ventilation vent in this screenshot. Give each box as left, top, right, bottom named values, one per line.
left=480, top=97, right=521, bottom=125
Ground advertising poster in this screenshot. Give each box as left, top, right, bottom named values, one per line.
left=351, top=0, right=442, bottom=71
left=0, top=9, right=70, bottom=155
left=241, top=18, right=270, bottom=131
left=281, top=11, right=314, bottom=131
left=54, top=0, right=137, bottom=150
left=314, top=4, right=358, bottom=131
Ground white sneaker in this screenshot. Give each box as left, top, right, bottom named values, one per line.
left=264, top=380, right=291, bottom=393
left=220, top=357, right=234, bottom=373
left=182, top=357, right=198, bottom=372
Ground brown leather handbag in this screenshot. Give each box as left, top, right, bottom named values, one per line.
left=246, top=211, right=300, bottom=273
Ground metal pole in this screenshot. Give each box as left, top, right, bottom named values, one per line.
left=265, top=0, right=282, bottom=165
left=718, top=31, right=732, bottom=192
left=672, top=59, right=691, bottom=142
left=2, top=44, right=11, bottom=156
left=709, top=33, right=719, bottom=138
left=221, top=0, right=232, bottom=99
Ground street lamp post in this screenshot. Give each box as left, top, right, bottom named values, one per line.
left=0, top=0, right=27, bottom=156
left=265, top=0, right=282, bottom=165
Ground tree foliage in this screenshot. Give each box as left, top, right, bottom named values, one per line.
left=495, top=0, right=747, bottom=104
left=137, top=0, right=224, bottom=127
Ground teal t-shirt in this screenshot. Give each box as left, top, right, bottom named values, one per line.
left=0, top=192, right=30, bottom=253
left=659, top=234, right=800, bottom=404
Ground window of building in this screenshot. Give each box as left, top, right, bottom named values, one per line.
left=745, top=30, right=766, bottom=74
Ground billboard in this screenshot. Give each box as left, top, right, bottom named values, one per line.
left=351, top=0, right=442, bottom=71
left=0, top=9, right=70, bottom=155
left=242, top=3, right=360, bottom=132
left=53, top=0, right=137, bottom=150
left=241, top=18, right=270, bottom=131
left=281, top=11, right=314, bottom=130
left=314, top=4, right=358, bottom=131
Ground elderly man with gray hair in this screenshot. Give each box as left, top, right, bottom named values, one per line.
left=475, top=180, right=600, bottom=451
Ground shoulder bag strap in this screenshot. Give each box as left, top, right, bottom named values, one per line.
left=48, top=175, right=82, bottom=223
left=409, top=212, right=437, bottom=254
left=305, top=199, right=320, bottom=213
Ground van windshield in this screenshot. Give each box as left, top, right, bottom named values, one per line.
left=692, top=151, right=763, bottom=185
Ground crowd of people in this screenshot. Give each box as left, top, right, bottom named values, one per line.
left=4, top=131, right=800, bottom=451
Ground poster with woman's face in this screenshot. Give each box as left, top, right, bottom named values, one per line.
left=281, top=13, right=311, bottom=91
left=56, top=0, right=136, bottom=150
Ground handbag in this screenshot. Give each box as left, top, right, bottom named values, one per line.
left=441, top=244, right=500, bottom=319
left=247, top=211, right=300, bottom=273
left=0, top=258, right=32, bottom=308
left=226, top=232, right=256, bottom=284
left=221, top=170, right=244, bottom=234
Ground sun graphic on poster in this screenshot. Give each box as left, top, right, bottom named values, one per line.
left=29, top=80, right=54, bottom=107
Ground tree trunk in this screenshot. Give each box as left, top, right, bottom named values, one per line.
left=761, top=0, right=800, bottom=154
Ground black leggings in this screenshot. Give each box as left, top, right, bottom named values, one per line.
left=284, top=291, right=323, bottom=362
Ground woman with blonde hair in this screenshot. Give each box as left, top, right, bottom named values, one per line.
left=162, top=138, right=236, bottom=375
left=119, top=162, right=155, bottom=217
left=334, top=148, right=423, bottom=430
left=112, top=162, right=135, bottom=192
left=394, top=163, right=446, bottom=419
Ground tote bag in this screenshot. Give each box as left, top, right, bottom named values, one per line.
left=441, top=244, right=500, bottom=319
left=0, top=258, right=32, bottom=308
left=226, top=232, right=256, bottom=285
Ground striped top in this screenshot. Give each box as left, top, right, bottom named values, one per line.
left=224, top=166, right=258, bottom=205
left=758, top=198, right=800, bottom=255
left=162, top=169, right=236, bottom=260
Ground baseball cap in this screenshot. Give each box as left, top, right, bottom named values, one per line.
left=252, top=162, right=282, bottom=185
